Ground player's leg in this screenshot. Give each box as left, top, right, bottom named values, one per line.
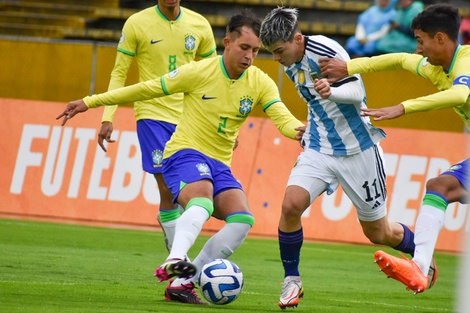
left=174, top=187, right=254, bottom=283
left=336, top=144, right=416, bottom=255
left=410, top=160, right=468, bottom=289
left=168, top=207, right=253, bottom=305
left=359, top=218, right=414, bottom=255
left=336, top=144, right=427, bottom=291
left=375, top=160, right=468, bottom=293
left=277, top=185, right=309, bottom=310
left=136, top=120, right=180, bottom=251
left=278, top=150, right=334, bottom=309
left=160, top=184, right=214, bottom=305
left=154, top=173, right=182, bottom=252
left=154, top=150, right=215, bottom=282
left=165, top=156, right=252, bottom=304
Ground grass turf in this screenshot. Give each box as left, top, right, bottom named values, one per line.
left=0, top=218, right=458, bottom=312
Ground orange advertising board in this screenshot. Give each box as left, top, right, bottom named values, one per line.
left=1, top=98, right=468, bottom=253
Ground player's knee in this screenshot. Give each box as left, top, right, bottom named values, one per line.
left=187, top=197, right=214, bottom=216
left=426, top=176, right=444, bottom=192
left=281, top=199, right=306, bottom=219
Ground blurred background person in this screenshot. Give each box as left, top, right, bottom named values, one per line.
left=459, top=13, right=470, bottom=45
left=377, top=0, right=424, bottom=54
left=345, top=0, right=396, bottom=58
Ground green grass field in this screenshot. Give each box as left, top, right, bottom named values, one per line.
left=0, top=218, right=458, bottom=313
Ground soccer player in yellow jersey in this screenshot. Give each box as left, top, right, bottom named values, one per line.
left=320, top=3, right=469, bottom=294
left=99, top=0, right=216, bottom=259
left=57, top=9, right=305, bottom=303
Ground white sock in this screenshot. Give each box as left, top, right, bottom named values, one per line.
left=187, top=222, right=251, bottom=284
left=413, top=205, right=445, bottom=275
left=161, top=219, right=176, bottom=250
left=167, top=204, right=210, bottom=261
left=159, top=204, right=184, bottom=250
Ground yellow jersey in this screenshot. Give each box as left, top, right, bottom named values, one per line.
left=348, top=46, right=470, bottom=130
left=85, top=56, right=304, bottom=166
left=103, top=5, right=217, bottom=124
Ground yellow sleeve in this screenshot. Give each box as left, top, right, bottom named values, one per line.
left=84, top=78, right=166, bottom=109
left=403, top=84, right=470, bottom=113
left=102, top=52, right=135, bottom=122
left=265, top=102, right=304, bottom=140
left=347, top=53, right=422, bottom=75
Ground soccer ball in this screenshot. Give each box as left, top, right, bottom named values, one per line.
left=198, top=258, right=244, bottom=305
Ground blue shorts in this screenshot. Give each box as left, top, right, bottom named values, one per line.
left=136, top=120, right=176, bottom=174
left=162, top=149, right=243, bottom=203
left=442, top=158, right=469, bottom=191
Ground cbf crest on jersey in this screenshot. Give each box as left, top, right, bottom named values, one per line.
left=196, top=163, right=211, bottom=176
left=152, top=149, right=163, bottom=168
left=239, top=96, right=253, bottom=116
left=185, top=33, right=196, bottom=51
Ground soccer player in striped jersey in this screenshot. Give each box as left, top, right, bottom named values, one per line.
left=57, top=9, right=305, bottom=305
left=321, top=3, right=469, bottom=294
left=96, top=1, right=217, bottom=303
left=260, top=7, right=417, bottom=309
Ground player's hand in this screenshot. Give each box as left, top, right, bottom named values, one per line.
left=319, top=57, right=348, bottom=84
left=360, top=104, right=405, bottom=120
left=314, top=78, right=331, bottom=99
left=56, top=99, right=89, bottom=126
left=294, top=125, right=306, bottom=141
left=98, top=121, right=115, bottom=152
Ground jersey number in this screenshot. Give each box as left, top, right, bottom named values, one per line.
left=362, top=179, right=382, bottom=202
left=169, top=55, right=177, bottom=72
left=218, top=116, right=227, bottom=134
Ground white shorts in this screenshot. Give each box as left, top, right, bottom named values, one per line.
left=287, top=144, right=387, bottom=222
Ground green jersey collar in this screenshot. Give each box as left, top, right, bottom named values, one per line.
left=220, top=55, right=247, bottom=80
left=155, top=5, right=183, bottom=22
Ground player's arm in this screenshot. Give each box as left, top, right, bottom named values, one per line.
left=264, top=100, right=305, bottom=140
left=104, top=52, right=133, bottom=120
left=99, top=52, right=134, bottom=152
left=314, top=76, right=364, bottom=105
left=403, top=83, right=470, bottom=113
left=362, top=68, right=470, bottom=120
left=196, top=21, right=217, bottom=60
left=56, top=77, right=167, bottom=125
left=319, top=53, right=421, bottom=83
left=258, top=74, right=305, bottom=139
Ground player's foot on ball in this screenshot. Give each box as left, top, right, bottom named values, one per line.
left=278, top=276, right=304, bottom=310
left=165, top=280, right=209, bottom=305
left=374, top=250, right=428, bottom=294
left=155, top=258, right=197, bottom=282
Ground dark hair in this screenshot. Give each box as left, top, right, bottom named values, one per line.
left=411, top=4, right=460, bottom=41
left=260, top=7, right=301, bottom=48
left=226, top=8, right=261, bottom=37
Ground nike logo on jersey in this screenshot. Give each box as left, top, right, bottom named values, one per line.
left=202, top=94, right=217, bottom=100
left=150, top=39, right=163, bottom=44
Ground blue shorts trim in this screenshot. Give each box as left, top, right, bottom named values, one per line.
left=162, top=149, right=243, bottom=203
left=441, top=158, right=469, bottom=191
left=136, top=120, right=176, bottom=174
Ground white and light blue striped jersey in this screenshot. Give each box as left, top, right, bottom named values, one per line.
left=284, top=35, right=386, bottom=156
